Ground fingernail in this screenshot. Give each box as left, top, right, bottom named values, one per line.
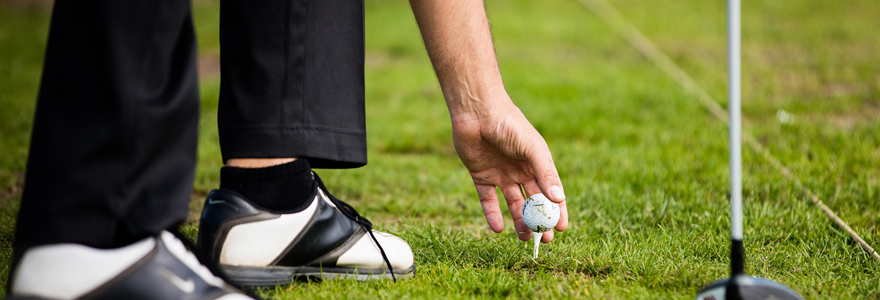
left=550, top=185, right=565, bottom=201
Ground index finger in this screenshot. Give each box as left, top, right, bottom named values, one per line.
left=527, top=145, right=565, bottom=203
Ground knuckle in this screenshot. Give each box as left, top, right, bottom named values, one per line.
left=540, top=169, right=558, bottom=181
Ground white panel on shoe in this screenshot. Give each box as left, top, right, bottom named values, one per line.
left=12, top=237, right=156, bottom=299
left=220, top=195, right=319, bottom=266
left=215, top=294, right=256, bottom=300
left=335, top=230, right=414, bottom=270
left=160, top=232, right=226, bottom=287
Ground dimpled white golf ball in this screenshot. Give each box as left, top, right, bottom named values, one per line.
left=522, top=193, right=560, bottom=232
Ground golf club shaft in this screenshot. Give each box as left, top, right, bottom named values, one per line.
left=728, top=0, right=744, bottom=276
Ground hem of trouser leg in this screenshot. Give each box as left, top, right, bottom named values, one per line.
left=220, top=128, right=367, bottom=169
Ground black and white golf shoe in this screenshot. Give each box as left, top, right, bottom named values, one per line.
left=197, top=173, right=415, bottom=288
left=8, top=231, right=251, bottom=300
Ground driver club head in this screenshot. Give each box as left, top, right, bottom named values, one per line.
left=695, top=275, right=804, bottom=300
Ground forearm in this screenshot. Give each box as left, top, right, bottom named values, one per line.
left=409, top=0, right=508, bottom=121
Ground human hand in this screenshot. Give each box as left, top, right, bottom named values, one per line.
left=450, top=96, right=568, bottom=243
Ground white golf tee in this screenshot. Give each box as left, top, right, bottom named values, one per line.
left=532, top=232, right=541, bottom=259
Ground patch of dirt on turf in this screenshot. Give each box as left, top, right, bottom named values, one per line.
left=198, top=52, right=221, bottom=80
left=365, top=50, right=394, bottom=68
left=802, top=101, right=880, bottom=130
left=0, top=173, right=25, bottom=207
left=751, top=45, right=880, bottom=102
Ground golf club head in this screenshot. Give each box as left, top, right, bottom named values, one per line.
left=695, top=274, right=804, bottom=300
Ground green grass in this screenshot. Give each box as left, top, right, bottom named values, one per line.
left=1, top=0, right=878, bottom=298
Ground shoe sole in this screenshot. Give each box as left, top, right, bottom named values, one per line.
left=221, top=264, right=416, bottom=288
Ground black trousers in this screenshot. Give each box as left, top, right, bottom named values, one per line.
left=14, top=0, right=366, bottom=251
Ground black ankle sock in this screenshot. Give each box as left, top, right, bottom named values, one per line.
left=219, top=159, right=315, bottom=212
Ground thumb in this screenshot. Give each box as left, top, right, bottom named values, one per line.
left=528, top=145, right=565, bottom=203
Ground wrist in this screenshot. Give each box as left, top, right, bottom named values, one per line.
left=443, top=79, right=509, bottom=121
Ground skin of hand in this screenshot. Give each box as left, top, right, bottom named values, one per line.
left=410, top=0, right=568, bottom=243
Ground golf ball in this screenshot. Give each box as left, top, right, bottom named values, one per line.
left=522, top=193, right=560, bottom=232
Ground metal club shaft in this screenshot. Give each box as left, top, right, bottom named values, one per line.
left=728, top=0, right=744, bottom=277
